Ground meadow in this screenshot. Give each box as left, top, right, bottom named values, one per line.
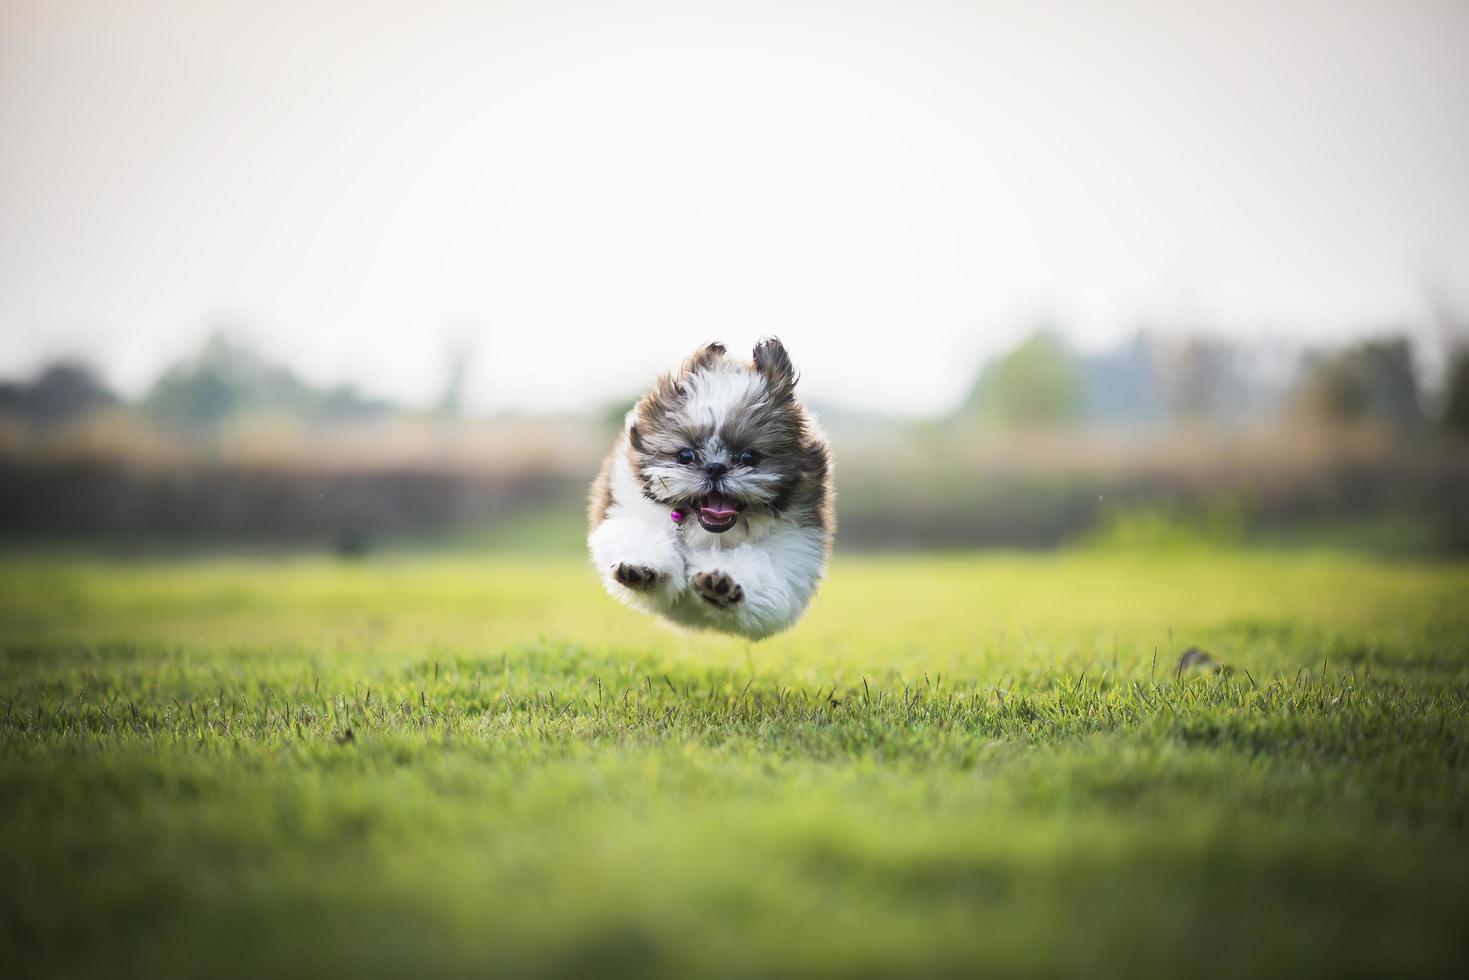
left=2, top=547, right=1468, bottom=978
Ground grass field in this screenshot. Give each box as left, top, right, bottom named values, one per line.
left=3, top=548, right=1468, bottom=978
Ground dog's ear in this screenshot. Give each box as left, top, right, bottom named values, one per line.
left=753, top=337, right=797, bottom=399
left=637, top=343, right=725, bottom=427
left=678, top=342, right=727, bottom=378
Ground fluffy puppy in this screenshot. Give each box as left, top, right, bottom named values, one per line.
left=587, top=338, right=834, bottom=639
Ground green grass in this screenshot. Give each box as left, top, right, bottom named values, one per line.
left=2, top=549, right=1468, bottom=978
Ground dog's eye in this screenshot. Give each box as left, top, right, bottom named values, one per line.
left=737, top=450, right=758, bottom=466
left=676, top=449, right=697, bottom=465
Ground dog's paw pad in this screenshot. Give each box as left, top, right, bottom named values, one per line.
left=614, top=563, right=661, bottom=590
left=692, top=570, right=743, bottom=607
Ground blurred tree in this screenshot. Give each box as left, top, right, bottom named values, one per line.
left=1152, top=336, right=1244, bottom=425
left=963, top=331, right=1081, bottom=427
left=146, top=332, right=395, bottom=429
left=0, top=360, right=117, bottom=427
left=1080, top=332, right=1166, bottom=426
left=319, top=383, right=394, bottom=423
left=436, top=338, right=475, bottom=418
left=601, top=396, right=638, bottom=433
left=1442, top=348, right=1469, bottom=436
left=146, top=334, right=301, bottom=428
left=1292, top=337, right=1425, bottom=430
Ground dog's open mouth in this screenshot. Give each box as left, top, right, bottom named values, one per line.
left=696, top=491, right=742, bottom=533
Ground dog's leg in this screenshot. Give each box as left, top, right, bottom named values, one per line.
left=588, top=506, right=684, bottom=610
left=683, top=525, right=826, bottom=639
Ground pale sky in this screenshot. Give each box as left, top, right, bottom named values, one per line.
left=2, top=0, right=1467, bottom=415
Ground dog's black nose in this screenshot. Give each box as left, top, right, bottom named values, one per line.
left=704, top=462, right=728, bottom=478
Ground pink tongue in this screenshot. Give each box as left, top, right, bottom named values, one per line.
left=699, top=491, right=739, bottom=520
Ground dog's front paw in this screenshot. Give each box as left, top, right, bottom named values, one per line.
left=613, top=563, right=663, bottom=590
left=691, top=570, right=743, bottom=608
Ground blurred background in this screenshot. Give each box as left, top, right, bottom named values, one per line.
left=3, top=0, right=1467, bottom=557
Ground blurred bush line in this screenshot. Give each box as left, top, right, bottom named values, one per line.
left=1, top=329, right=1466, bottom=554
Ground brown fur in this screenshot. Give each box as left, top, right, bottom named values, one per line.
left=586, top=435, right=620, bottom=528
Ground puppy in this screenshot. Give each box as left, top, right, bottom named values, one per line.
left=587, top=338, right=834, bottom=639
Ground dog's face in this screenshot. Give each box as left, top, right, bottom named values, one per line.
left=629, top=339, right=807, bottom=534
